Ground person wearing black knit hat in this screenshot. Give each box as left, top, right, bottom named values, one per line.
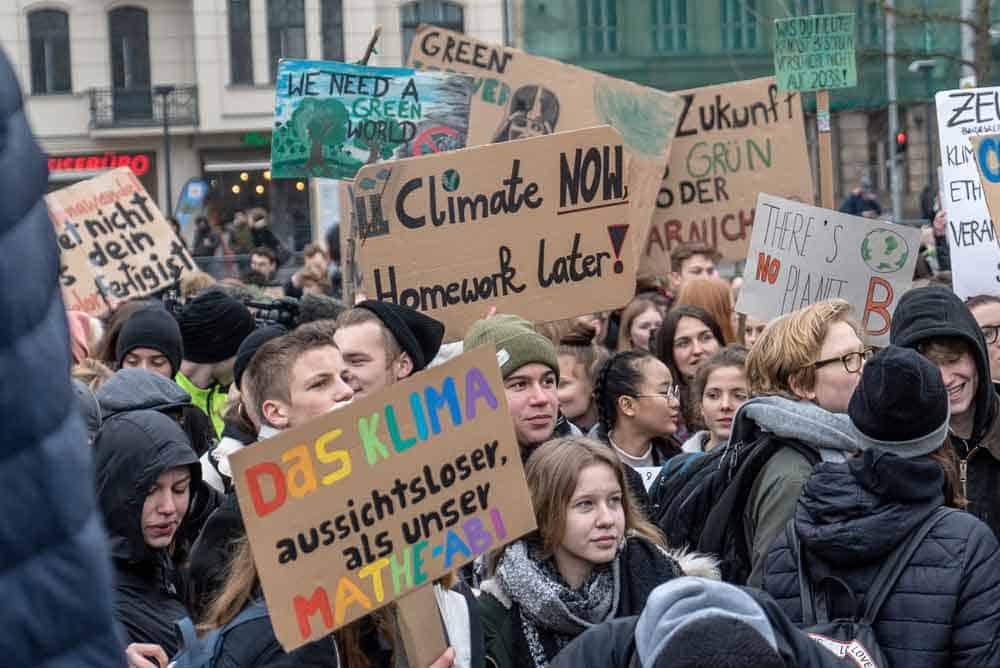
left=116, top=306, right=183, bottom=378
left=334, top=300, right=445, bottom=399
left=175, top=289, right=255, bottom=437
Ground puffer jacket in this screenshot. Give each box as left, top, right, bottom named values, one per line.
left=892, top=285, right=1000, bottom=537
left=94, top=410, right=202, bottom=655
left=763, top=449, right=1000, bottom=668
left=0, top=49, right=122, bottom=666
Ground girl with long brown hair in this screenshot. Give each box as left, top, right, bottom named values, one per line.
left=478, top=437, right=717, bottom=668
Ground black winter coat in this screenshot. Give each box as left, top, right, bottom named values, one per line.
left=0, top=50, right=123, bottom=666
left=762, top=450, right=1000, bottom=668
left=892, top=285, right=1000, bottom=537
left=94, top=410, right=202, bottom=655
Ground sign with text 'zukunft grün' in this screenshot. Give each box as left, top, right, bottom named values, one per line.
left=735, top=194, right=918, bottom=345
left=773, top=13, right=856, bottom=93
left=230, top=345, right=535, bottom=651
left=45, top=167, right=195, bottom=316
left=352, top=126, right=635, bottom=340
left=271, top=59, right=474, bottom=180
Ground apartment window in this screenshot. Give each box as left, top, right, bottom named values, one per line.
left=269, top=0, right=307, bottom=80
left=400, top=1, right=465, bottom=61
left=229, top=0, right=253, bottom=84
left=652, top=0, right=688, bottom=52
left=28, top=9, right=71, bottom=94
left=721, top=0, right=758, bottom=51
left=322, top=0, right=345, bottom=61
left=857, top=0, right=881, bottom=50
left=795, top=0, right=826, bottom=14
left=579, top=0, right=619, bottom=55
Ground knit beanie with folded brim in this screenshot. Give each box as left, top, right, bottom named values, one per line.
left=635, top=577, right=781, bottom=668
left=463, top=314, right=559, bottom=381
left=848, top=345, right=949, bottom=458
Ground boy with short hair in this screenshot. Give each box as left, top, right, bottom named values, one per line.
left=670, top=241, right=721, bottom=293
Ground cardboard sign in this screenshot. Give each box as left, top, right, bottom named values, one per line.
left=971, top=134, right=1000, bottom=236
left=774, top=13, right=857, bottom=93
left=351, top=126, right=635, bottom=340
left=735, top=194, right=919, bottom=344
left=645, top=77, right=812, bottom=267
left=230, top=345, right=535, bottom=651
left=45, top=167, right=196, bottom=316
left=407, top=27, right=681, bottom=277
left=271, top=59, right=474, bottom=179
left=935, top=88, right=1000, bottom=299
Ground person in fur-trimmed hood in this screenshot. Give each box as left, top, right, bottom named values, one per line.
left=479, top=437, right=718, bottom=668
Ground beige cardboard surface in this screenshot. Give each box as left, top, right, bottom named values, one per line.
left=971, top=134, right=1000, bottom=240
left=45, top=167, right=195, bottom=316
left=230, top=346, right=536, bottom=651
left=408, top=26, right=681, bottom=278
left=645, top=77, right=813, bottom=268
left=352, top=126, right=635, bottom=340
left=735, top=194, right=919, bottom=345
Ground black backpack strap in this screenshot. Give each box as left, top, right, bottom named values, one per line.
left=859, top=507, right=954, bottom=625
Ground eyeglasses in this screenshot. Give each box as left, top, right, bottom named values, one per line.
left=982, top=325, right=1000, bottom=345
left=634, top=386, right=680, bottom=402
left=809, top=347, right=876, bottom=374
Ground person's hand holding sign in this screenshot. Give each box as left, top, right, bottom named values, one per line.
left=428, top=647, right=457, bottom=668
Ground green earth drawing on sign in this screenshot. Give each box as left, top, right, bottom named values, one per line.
left=861, top=228, right=909, bottom=274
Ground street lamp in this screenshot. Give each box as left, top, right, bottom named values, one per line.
left=907, top=59, right=936, bottom=207
left=154, top=85, right=176, bottom=216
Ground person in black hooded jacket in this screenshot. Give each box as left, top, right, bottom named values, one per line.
left=94, top=409, right=202, bottom=656
left=891, top=285, right=1000, bottom=537
left=763, top=346, right=1000, bottom=668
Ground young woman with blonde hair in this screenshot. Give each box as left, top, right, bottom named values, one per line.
left=479, top=437, right=716, bottom=668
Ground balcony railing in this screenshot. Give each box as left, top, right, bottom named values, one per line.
left=89, top=85, right=198, bottom=129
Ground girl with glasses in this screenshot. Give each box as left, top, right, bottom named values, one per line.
left=593, top=351, right=683, bottom=513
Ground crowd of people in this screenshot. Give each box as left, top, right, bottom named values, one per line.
left=5, top=49, right=1000, bottom=668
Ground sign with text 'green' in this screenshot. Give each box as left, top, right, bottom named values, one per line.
left=773, top=13, right=856, bottom=93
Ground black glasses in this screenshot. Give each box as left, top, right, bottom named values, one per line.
left=810, top=347, right=875, bottom=373
left=982, top=326, right=1000, bottom=345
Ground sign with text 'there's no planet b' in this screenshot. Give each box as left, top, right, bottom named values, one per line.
left=774, top=13, right=857, bottom=93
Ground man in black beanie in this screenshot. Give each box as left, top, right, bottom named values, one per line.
left=115, top=306, right=183, bottom=378
left=334, top=300, right=445, bottom=399
left=175, top=289, right=255, bottom=437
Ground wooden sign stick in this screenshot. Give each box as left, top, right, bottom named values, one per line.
left=395, top=585, right=450, bottom=668
left=816, top=90, right=835, bottom=209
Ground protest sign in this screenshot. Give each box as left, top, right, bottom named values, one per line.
left=645, top=77, right=812, bottom=267
left=935, top=88, right=1000, bottom=299
left=351, top=126, right=635, bottom=340
left=407, top=27, right=681, bottom=276
left=735, top=194, right=919, bottom=344
left=271, top=59, right=474, bottom=180
left=971, top=134, right=1000, bottom=232
left=230, top=345, right=535, bottom=651
left=45, top=167, right=195, bottom=316
left=773, top=13, right=857, bottom=93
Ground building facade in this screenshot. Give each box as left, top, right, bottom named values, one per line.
left=0, top=0, right=507, bottom=247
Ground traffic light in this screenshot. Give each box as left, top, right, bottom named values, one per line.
left=895, top=131, right=908, bottom=155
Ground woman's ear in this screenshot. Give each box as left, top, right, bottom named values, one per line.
left=617, top=394, right=636, bottom=418
left=788, top=372, right=816, bottom=403
left=261, top=399, right=289, bottom=430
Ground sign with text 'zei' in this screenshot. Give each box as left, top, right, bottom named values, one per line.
left=230, top=346, right=535, bottom=651
left=774, top=13, right=856, bottom=93
left=352, top=126, right=635, bottom=340
left=735, top=194, right=919, bottom=345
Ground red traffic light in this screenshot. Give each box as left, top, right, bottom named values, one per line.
left=896, top=131, right=908, bottom=146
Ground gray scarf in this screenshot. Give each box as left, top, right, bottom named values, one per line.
left=495, top=540, right=620, bottom=667
left=736, top=395, right=862, bottom=462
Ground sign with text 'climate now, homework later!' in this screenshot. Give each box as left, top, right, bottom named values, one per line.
left=230, top=345, right=535, bottom=652
left=45, top=167, right=196, bottom=316
left=407, top=26, right=681, bottom=279
left=351, top=126, right=635, bottom=340
left=271, top=59, right=474, bottom=180
left=735, top=194, right=918, bottom=345
left=773, top=13, right=856, bottom=93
